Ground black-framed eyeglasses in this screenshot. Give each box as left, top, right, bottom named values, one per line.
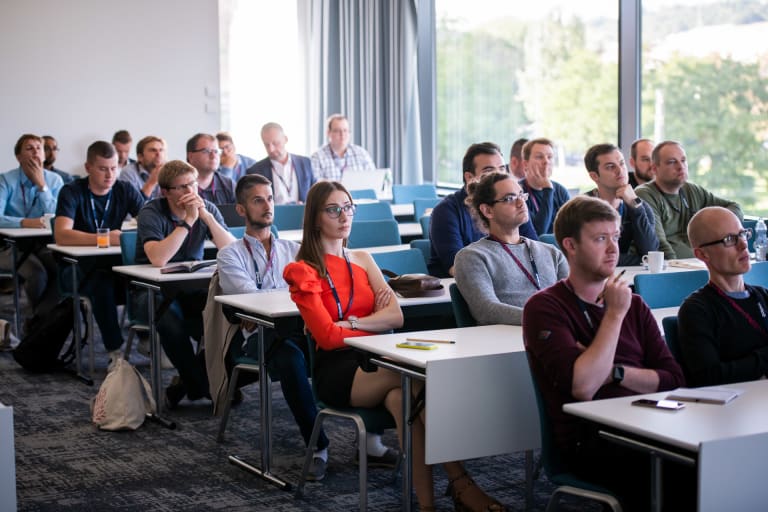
left=698, top=229, right=752, bottom=248
left=491, top=192, right=529, bottom=205
left=166, top=180, right=198, bottom=192
left=480, top=164, right=509, bottom=173
left=189, top=148, right=220, bottom=155
left=324, top=204, right=356, bottom=218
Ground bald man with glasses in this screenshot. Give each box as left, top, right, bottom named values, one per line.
left=678, top=206, right=768, bottom=387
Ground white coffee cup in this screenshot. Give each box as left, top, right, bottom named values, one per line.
left=642, top=251, right=665, bottom=273
left=43, top=213, right=55, bottom=229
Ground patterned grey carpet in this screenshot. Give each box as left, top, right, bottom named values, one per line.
left=0, top=292, right=599, bottom=511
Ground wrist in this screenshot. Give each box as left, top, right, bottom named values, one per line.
left=177, top=220, right=193, bottom=231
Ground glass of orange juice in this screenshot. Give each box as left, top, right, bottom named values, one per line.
left=96, top=228, right=110, bottom=248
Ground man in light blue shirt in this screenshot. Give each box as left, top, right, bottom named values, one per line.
left=0, top=134, right=64, bottom=319
left=118, top=135, right=165, bottom=199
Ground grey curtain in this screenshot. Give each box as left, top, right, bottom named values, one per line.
left=299, top=0, right=423, bottom=184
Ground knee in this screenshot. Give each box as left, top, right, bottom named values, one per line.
left=383, top=388, right=402, bottom=413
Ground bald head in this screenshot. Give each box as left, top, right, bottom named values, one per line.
left=688, top=207, right=740, bottom=249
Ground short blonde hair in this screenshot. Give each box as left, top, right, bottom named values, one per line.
left=159, top=160, right=197, bottom=190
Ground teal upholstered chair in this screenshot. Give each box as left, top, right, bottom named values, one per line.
left=372, top=248, right=428, bottom=276
left=273, top=204, right=305, bottom=231
left=419, top=215, right=431, bottom=239
left=633, top=270, right=709, bottom=309
left=353, top=202, right=394, bottom=221
left=350, top=188, right=378, bottom=200
left=392, top=183, right=437, bottom=204
left=745, top=261, right=768, bottom=287
left=409, top=239, right=431, bottom=266
left=449, top=283, right=476, bottom=328
left=347, top=220, right=401, bottom=248
left=119, top=231, right=151, bottom=360
left=413, top=197, right=441, bottom=221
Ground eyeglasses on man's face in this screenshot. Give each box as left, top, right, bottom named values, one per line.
left=324, top=204, right=356, bottom=218
left=491, top=192, right=529, bottom=205
left=698, top=229, right=751, bottom=248
left=190, top=148, right=220, bottom=156
left=166, top=180, right=198, bottom=192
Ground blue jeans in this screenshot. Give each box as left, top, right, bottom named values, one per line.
left=230, top=330, right=329, bottom=451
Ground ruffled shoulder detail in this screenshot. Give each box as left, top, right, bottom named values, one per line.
left=283, top=261, right=323, bottom=293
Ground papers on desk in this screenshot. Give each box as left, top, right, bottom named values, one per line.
left=667, top=259, right=707, bottom=269
left=160, top=260, right=217, bottom=274
left=666, top=387, right=743, bottom=405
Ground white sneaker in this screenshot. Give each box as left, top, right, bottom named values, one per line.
left=107, top=350, right=123, bottom=371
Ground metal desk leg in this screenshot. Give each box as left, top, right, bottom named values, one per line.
left=63, top=257, right=93, bottom=386
left=8, top=240, right=21, bottom=338
left=228, top=313, right=291, bottom=491
left=401, top=373, right=413, bottom=512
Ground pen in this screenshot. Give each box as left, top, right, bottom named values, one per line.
left=596, top=269, right=626, bottom=302
left=406, top=337, right=456, bottom=344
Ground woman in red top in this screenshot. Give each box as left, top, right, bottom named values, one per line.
left=284, top=181, right=503, bottom=512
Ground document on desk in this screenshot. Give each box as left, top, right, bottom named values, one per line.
left=666, top=386, right=743, bottom=405
left=667, top=259, right=707, bottom=269
left=160, top=260, right=217, bottom=274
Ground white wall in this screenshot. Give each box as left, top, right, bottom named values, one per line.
left=0, top=0, right=220, bottom=175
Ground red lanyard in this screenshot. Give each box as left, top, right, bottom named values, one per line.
left=242, top=237, right=275, bottom=289
left=487, top=235, right=541, bottom=290
left=708, top=282, right=768, bottom=337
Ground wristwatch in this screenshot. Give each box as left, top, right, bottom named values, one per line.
left=612, top=364, right=625, bottom=384
left=632, top=197, right=642, bottom=206
left=176, top=220, right=192, bottom=231
left=348, top=315, right=359, bottom=330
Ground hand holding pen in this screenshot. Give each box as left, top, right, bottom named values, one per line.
left=597, top=269, right=632, bottom=317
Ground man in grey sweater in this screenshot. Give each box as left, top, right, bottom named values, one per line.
left=454, top=171, right=569, bottom=325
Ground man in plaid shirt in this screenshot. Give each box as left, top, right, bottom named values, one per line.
left=310, top=114, right=375, bottom=181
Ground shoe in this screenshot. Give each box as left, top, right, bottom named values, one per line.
left=305, top=456, right=327, bottom=482
left=355, top=447, right=400, bottom=468
left=164, top=376, right=186, bottom=410
left=446, top=472, right=505, bottom=512
left=0, top=319, right=11, bottom=351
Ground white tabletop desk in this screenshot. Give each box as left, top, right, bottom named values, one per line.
left=346, top=325, right=539, bottom=511
left=0, top=227, right=53, bottom=338
left=564, top=380, right=768, bottom=512
left=279, top=222, right=422, bottom=243
left=618, top=258, right=706, bottom=282
left=651, top=306, right=679, bottom=332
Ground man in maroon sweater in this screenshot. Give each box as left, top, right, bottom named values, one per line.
left=523, top=195, right=690, bottom=511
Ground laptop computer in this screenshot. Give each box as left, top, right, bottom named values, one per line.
left=341, top=168, right=389, bottom=197
left=217, top=203, right=245, bottom=227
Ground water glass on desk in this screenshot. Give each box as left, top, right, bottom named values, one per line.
left=96, top=228, right=110, bottom=248
left=642, top=251, right=664, bottom=273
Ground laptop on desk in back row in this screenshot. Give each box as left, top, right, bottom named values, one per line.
left=341, top=168, right=389, bottom=197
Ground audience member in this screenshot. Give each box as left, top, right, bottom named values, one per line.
left=215, top=174, right=329, bottom=480
left=216, top=132, right=256, bottom=183
left=118, top=135, right=166, bottom=199
left=134, top=160, right=235, bottom=408
left=42, top=135, right=74, bottom=184
left=519, top=138, right=570, bottom=235
left=628, top=138, right=654, bottom=188
left=54, top=141, right=145, bottom=363
left=310, top=114, right=375, bottom=181
left=428, top=141, right=538, bottom=277
left=523, top=195, right=691, bottom=511
left=247, top=122, right=316, bottom=204
left=454, top=171, right=568, bottom=325
left=508, top=138, right=528, bottom=180
left=112, top=130, right=136, bottom=170
left=186, top=133, right=235, bottom=205
left=679, top=206, right=768, bottom=386
left=583, top=143, right=659, bottom=265
left=284, top=181, right=503, bottom=511
left=635, top=140, right=743, bottom=259
left=0, top=134, right=63, bottom=317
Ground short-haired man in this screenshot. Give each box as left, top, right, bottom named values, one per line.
left=508, top=137, right=528, bottom=180
left=454, top=172, right=568, bottom=325
left=679, top=206, right=768, bottom=386
left=55, top=141, right=145, bottom=363
left=310, top=114, right=376, bottom=181
left=215, top=174, right=329, bottom=480
left=186, top=133, right=235, bottom=205
left=42, top=135, right=74, bottom=184
left=635, top=140, right=743, bottom=259
left=112, top=130, right=136, bottom=170
left=519, top=138, right=570, bottom=235
left=118, top=135, right=166, bottom=199
left=0, top=134, right=64, bottom=317
left=523, top=195, right=689, bottom=510
left=583, top=143, right=659, bottom=265
left=216, top=132, right=256, bottom=183
left=247, top=122, right=316, bottom=204
left=628, top=138, right=654, bottom=188
left=135, top=160, right=235, bottom=407
left=428, top=142, right=538, bottom=277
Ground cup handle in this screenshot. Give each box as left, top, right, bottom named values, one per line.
left=641, top=254, right=649, bottom=264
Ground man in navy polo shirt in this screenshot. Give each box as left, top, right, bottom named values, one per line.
left=55, top=140, right=145, bottom=363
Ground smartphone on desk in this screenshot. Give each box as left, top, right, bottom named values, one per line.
left=632, top=399, right=685, bottom=410
left=396, top=341, right=437, bottom=350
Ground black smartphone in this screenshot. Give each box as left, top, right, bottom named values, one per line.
left=632, top=398, right=685, bottom=410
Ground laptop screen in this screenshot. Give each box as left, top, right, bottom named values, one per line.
left=341, top=168, right=389, bottom=197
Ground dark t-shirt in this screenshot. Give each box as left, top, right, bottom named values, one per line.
left=55, top=178, right=144, bottom=232
left=198, top=172, right=236, bottom=205
left=135, top=197, right=227, bottom=264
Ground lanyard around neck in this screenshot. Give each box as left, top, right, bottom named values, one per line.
left=272, top=161, right=295, bottom=197
left=521, top=181, right=539, bottom=213
left=242, top=237, right=275, bottom=289
left=326, top=252, right=355, bottom=321
left=708, top=282, right=768, bottom=336
left=487, top=235, right=541, bottom=290
left=329, top=146, right=348, bottom=175
left=89, top=188, right=112, bottom=229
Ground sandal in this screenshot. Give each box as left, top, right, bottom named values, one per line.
left=446, top=472, right=505, bottom=512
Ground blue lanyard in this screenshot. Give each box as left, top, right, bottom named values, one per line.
left=326, top=252, right=355, bottom=321
left=89, top=189, right=112, bottom=229
left=242, top=237, right=275, bottom=289
left=328, top=146, right=348, bottom=176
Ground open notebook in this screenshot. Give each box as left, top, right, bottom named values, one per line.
left=666, top=387, right=743, bottom=405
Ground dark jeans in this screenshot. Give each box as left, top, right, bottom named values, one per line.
left=229, top=330, right=328, bottom=451
left=132, top=289, right=209, bottom=399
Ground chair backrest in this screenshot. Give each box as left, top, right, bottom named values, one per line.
left=448, top=283, right=477, bottom=327
left=353, top=201, right=394, bottom=221
left=409, top=239, right=431, bottom=266
left=347, top=219, right=401, bottom=248
left=372, top=248, right=428, bottom=276
left=539, top=233, right=559, bottom=248
left=419, top=215, right=431, bottom=239
left=228, top=226, right=245, bottom=239
left=743, top=218, right=757, bottom=253
left=392, top=184, right=437, bottom=204
left=526, top=357, right=568, bottom=477
left=745, top=261, right=768, bottom=287
left=274, top=203, right=305, bottom=231
left=412, top=197, right=441, bottom=221
left=661, top=316, right=684, bottom=365
left=119, top=231, right=138, bottom=265
left=633, top=270, right=709, bottom=308
left=350, top=188, right=378, bottom=200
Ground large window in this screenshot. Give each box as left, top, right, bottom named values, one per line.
left=641, top=0, right=768, bottom=215
left=436, top=1, right=619, bottom=191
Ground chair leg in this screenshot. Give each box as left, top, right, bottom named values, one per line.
left=351, top=416, right=368, bottom=512
left=124, top=328, right=136, bottom=361
left=296, top=411, right=329, bottom=497
left=217, top=366, right=242, bottom=443
left=525, top=449, right=534, bottom=510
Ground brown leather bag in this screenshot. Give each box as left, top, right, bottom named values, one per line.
left=381, top=270, right=444, bottom=298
